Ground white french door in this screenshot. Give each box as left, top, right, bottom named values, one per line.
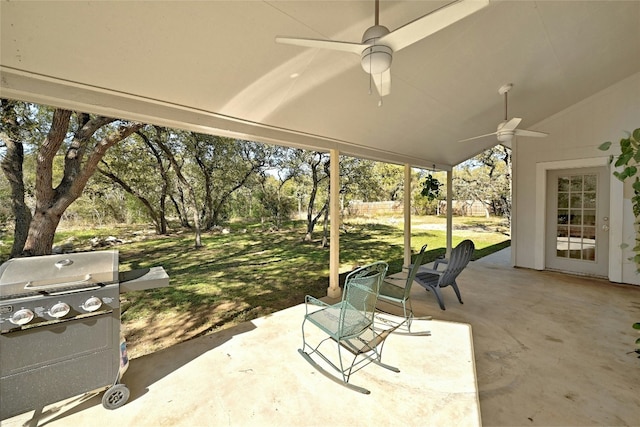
left=545, top=167, right=609, bottom=277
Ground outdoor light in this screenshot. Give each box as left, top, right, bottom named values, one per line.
left=361, top=45, right=393, bottom=74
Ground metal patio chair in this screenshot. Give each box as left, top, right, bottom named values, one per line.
left=298, top=261, right=403, bottom=394
left=415, top=239, right=475, bottom=310
left=377, top=244, right=429, bottom=331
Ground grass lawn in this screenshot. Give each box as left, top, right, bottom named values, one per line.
left=0, top=215, right=510, bottom=357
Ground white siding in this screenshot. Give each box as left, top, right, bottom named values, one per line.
left=514, top=72, right=640, bottom=285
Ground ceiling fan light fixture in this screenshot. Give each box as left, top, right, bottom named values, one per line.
left=497, top=133, right=513, bottom=143
left=361, top=45, right=393, bottom=74
left=276, top=0, right=489, bottom=98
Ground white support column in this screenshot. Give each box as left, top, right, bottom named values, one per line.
left=446, top=170, right=453, bottom=258
left=404, top=164, right=412, bottom=268
left=328, top=148, right=341, bottom=299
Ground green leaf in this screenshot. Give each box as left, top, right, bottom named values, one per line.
left=620, top=243, right=630, bottom=250
left=625, top=166, right=638, bottom=178
left=598, top=141, right=612, bottom=151
left=633, top=128, right=640, bottom=142
left=633, top=322, right=640, bottom=330
left=632, top=178, right=640, bottom=192
left=615, top=152, right=633, bottom=167
left=634, top=149, right=640, bottom=163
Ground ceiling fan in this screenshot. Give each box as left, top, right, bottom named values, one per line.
left=460, top=83, right=549, bottom=143
left=275, top=0, right=489, bottom=99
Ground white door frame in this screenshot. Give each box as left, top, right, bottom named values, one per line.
left=534, top=157, right=624, bottom=282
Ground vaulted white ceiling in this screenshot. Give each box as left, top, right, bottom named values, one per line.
left=1, top=1, right=639, bottom=170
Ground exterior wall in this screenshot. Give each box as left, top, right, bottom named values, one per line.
left=514, top=72, right=640, bottom=285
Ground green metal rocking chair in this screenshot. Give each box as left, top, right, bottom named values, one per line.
left=376, top=244, right=430, bottom=332
left=298, top=261, right=403, bottom=394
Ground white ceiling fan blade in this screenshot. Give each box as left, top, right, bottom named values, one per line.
left=500, top=117, right=522, bottom=132
left=514, top=129, right=549, bottom=138
left=459, top=131, right=498, bottom=143
left=380, top=0, right=489, bottom=52
left=372, top=69, right=391, bottom=97
left=275, top=36, right=364, bottom=54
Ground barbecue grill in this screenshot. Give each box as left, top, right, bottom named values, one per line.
left=0, top=249, right=169, bottom=420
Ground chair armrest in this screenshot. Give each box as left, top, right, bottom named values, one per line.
left=305, top=295, right=331, bottom=306
left=304, top=295, right=334, bottom=315
left=433, top=257, right=449, bottom=270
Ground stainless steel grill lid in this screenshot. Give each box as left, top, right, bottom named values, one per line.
left=0, top=250, right=119, bottom=297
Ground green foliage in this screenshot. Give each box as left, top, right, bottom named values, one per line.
left=634, top=323, right=640, bottom=358
left=599, top=128, right=640, bottom=272
left=453, top=145, right=512, bottom=220
left=420, top=174, right=442, bottom=201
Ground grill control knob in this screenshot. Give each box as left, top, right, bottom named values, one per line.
left=10, top=308, right=35, bottom=326
left=49, top=302, right=71, bottom=319
left=82, top=296, right=103, bottom=312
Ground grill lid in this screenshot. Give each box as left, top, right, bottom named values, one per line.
left=0, top=250, right=119, bottom=298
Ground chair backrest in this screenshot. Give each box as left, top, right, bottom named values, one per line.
left=439, top=239, right=475, bottom=285
left=402, top=243, right=429, bottom=299
left=339, top=261, right=388, bottom=336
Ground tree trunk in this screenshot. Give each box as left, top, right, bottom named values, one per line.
left=0, top=100, right=32, bottom=257
left=170, top=192, right=190, bottom=228
left=98, top=166, right=163, bottom=234
left=153, top=127, right=202, bottom=248
left=321, top=196, right=330, bottom=248
left=23, top=207, right=64, bottom=256
left=23, top=110, right=143, bottom=255
left=138, top=130, right=171, bottom=234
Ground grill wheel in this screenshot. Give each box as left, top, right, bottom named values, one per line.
left=102, top=384, right=130, bottom=410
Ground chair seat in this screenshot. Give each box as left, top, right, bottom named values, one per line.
left=415, top=271, right=441, bottom=287
left=306, top=304, right=370, bottom=339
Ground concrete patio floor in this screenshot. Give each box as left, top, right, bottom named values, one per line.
left=4, top=249, right=640, bottom=426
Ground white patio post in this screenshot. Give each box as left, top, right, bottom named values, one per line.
left=404, top=164, right=412, bottom=268
left=328, top=148, right=341, bottom=299
left=446, top=169, right=453, bottom=257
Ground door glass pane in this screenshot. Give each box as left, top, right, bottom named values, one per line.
left=557, top=210, right=569, bottom=224
left=558, top=193, right=569, bottom=208
left=583, top=210, right=596, bottom=226
left=584, top=175, right=597, bottom=191
left=583, top=227, right=596, bottom=261
left=570, top=213, right=582, bottom=225
left=555, top=173, right=598, bottom=262
left=556, top=226, right=568, bottom=257
left=569, top=226, right=582, bottom=238
left=570, top=176, right=583, bottom=191
left=558, top=176, right=570, bottom=192
left=584, top=192, right=596, bottom=208
left=570, top=194, right=582, bottom=208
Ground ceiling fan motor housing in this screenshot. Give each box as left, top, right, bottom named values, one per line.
left=360, top=25, right=393, bottom=74
left=496, top=131, right=514, bottom=142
